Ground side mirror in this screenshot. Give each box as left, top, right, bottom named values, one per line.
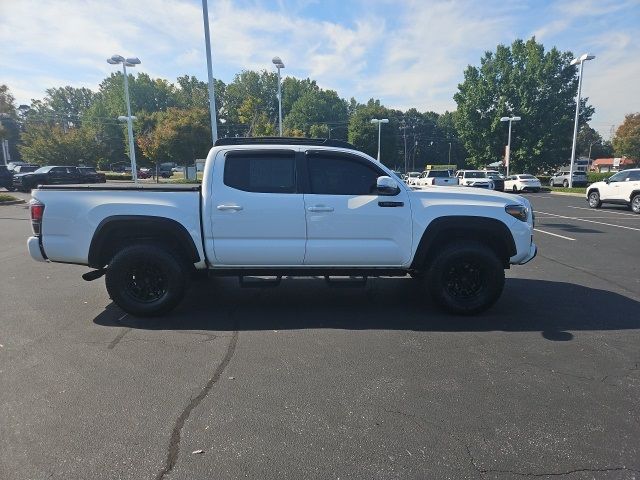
left=376, top=176, right=400, bottom=196
left=605, top=178, right=610, bottom=184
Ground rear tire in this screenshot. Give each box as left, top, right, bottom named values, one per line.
left=512, top=185, right=518, bottom=192
left=105, top=244, right=190, bottom=317
left=563, top=180, right=569, bottom=188
left=588, top=191, right=602, bottom=209
left=426, top=241, right=505, bottom=315
left=631, top=194, right=640, bottom=214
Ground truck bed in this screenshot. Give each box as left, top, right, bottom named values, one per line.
left=37, top=183, right=201, bottom=192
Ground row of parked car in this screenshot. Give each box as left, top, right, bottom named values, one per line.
left=400, top=169, right=543, bottom=192
left=0, top=163, right=106, bottom=192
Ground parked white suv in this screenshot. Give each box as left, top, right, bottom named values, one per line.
left=456, top=170, right=495, bottom=189
left=586, top=169, right=640, bottom=213
left=27, top=137, right=536, bottom=316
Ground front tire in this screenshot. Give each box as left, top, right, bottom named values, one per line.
left=426, top=241, right=505, bottom=315
left=105, top=244, right=190, bottom=317
left=588, top=191, right=602, bottom=209
left=631, top=194, right=640, bottom=214
left=512, top=185, right=518, bottom=193
left=563, top=180, right=569, bottom=188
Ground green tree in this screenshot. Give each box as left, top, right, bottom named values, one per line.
left=0, top=85, right=21, bottom=162
left=224, top=70, right=278, bottom=135
left=284, top=88, right=348, bottom=138
left=454, top=37, right=594, bottom=172
left=19, top=123, right=100, bottom=166
left=348, top=99, right=399, bottom=168
left=137, top=107, right=211, bottom=168
left=613, top=113, right=640, bottom=160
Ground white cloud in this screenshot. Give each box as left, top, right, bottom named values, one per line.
left=0, top=0, right=638, bottom=131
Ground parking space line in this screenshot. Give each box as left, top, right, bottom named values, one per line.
left=534, top=228, right=575, bottom=241
left=568, top=206, right=639, bottom=217
left=535, top=210, right=640, bottom=232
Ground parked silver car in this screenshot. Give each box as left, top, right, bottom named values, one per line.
left=549, top=169, right=587, bottom=187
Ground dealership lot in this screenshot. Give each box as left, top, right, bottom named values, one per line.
left=0, top=193, right=638, bottom=479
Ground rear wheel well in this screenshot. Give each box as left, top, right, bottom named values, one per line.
left=88, top=216, right=200, bottom=268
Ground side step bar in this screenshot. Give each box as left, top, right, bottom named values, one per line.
left=324, top=276, right=368, bottom=287
left=238, top=276, right=282, bottom=288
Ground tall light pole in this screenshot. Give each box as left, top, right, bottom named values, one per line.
left=569, top=53, right=596, bottom=187
left=500, top=116, right=521, bottom=177
left=201, top=0, right=219, bottom=144
left=107, top=54, right=141, bottom=183
left=272, top=56, right=285, bottom=136
left=370, top=118, right=389, bottom=162
left=448, top=142, right=452, bottom=164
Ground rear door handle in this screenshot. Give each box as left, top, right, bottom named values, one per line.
left=217, top=204, right=243, bottom=211
left=307, top=206, right=334, bottom=212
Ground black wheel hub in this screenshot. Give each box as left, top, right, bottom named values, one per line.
left=125, top=261, right=168, bottom=303
left=443, top=259, right=484, bottom=299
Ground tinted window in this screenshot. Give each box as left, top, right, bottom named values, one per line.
left=627, top=171, right=640, bottom=181
left=520, top=175, right=536, bottom=179
left=465, top=171, right=486, bottom=178
left=224, top=152, right=296, bottom=193
left=308, top=154, right=381, bottom=195
left=34, top=167, right=52, bottom=174
left=609, top=171, right=628, bottom=182
left=429, top=170, right=449, bottom=177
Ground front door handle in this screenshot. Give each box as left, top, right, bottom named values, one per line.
left=217, top=204, right=243, bottom=211
left=307, top=206, right=334, bottom=212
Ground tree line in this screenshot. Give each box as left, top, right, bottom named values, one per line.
left=1, top=38, right=638, bottom=174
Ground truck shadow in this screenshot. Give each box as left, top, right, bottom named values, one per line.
left=93, top=277, right=640, bottom=341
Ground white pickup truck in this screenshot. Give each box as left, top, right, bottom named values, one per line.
left=27, top=138, right=536, bottom=317
left=414, top=170, right=459, bottom=187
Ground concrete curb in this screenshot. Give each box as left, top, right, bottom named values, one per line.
left=549, top=191, right=585, bottom=198
left=0, top=199, right=26, bottom=206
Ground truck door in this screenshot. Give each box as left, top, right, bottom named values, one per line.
left=302, top=150, right=413, bottom=266
left=209, top=149, right=306, bottom=265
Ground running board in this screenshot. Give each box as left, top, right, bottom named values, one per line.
left=324, top=276, right=368, bottom=287
left=238, top=276, right=282, bottom=288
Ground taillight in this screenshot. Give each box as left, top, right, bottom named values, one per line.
left=30, top=199, right=45, bottom=236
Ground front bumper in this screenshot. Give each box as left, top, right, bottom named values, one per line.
left=518, top=243, right=537, bottom=265
left=27, top=236, right=48, bottom=262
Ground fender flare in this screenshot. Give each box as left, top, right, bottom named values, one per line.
left=411, top=216, right=517, bottom=269
left=88, top=215, right=200, bottom=268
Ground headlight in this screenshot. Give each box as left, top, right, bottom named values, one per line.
left=505, top=204, right=528, bottom=222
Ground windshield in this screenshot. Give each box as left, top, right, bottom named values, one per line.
left=428, top=170, right=450, bottom=177
left=408, top=172, right=420, bottom=177
left=465, top=171, right=487, bottom=178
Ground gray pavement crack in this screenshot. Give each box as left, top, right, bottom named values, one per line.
left=464, top=444, right=639, bottom=477
left=154, top=329, right=239, bottom=480
left=107, top=327, right=131, bottom=350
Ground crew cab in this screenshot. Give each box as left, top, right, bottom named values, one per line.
left=587, top=168, right=640, bottom=213
left=27, top=138, right=537, bottom=317
left=414, top=170, right=459, bottom=187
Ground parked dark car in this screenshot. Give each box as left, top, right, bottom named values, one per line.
left=13, top=166, right=81, bottom=192
left=484, top=170, right=505, bottom=191
left=12, top=164, right=39, bottom=174
left=1, top=165, right=15, bottom=191
left=77, top=167, right=106, bottom=183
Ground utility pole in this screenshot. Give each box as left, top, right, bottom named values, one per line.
left=400, top=121, right=408, bottom=173
left=201, top=0, right=219, bottom=144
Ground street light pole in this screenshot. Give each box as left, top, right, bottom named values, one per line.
left=500, top=115, right=521, bottom=178
left=370, top=118, right=389, bottom=162
left=201, top=0, right=218, bottom=144
left=448, top=142, right=452, bottom=164
left=107, top=54, right=141, bottom=183
left=569, top=53, right=596, bottom=188
left=272, top=57, right=285, bottom=136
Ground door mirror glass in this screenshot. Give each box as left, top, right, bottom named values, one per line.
left=376, top=176, right=400, bottom=196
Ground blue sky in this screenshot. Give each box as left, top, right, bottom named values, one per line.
left=2, top=0, right=639, bottom=137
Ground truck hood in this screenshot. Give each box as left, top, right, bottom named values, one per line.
left=409, top=184, right=526, bottom=206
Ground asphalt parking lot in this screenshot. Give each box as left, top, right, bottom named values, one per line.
left=1, top=192, right=638, bottom=479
